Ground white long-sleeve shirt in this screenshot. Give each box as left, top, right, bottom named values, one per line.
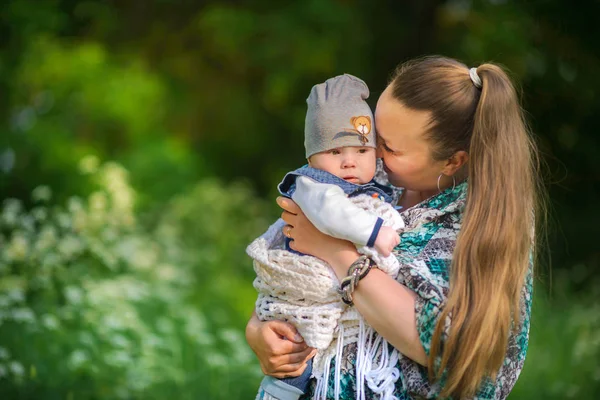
left=291, top=176, right=388, bottom=247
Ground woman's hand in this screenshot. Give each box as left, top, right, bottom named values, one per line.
left=277, top=196, right=358, bottom=278
left=245, top=312, right=316, bottom=378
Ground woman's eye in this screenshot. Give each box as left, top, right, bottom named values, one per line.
left=384, top=144, right=394, bottom=153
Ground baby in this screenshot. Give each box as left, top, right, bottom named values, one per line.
left=252, top=74, right=402, bottom=400
left=278, top=73, right=400, bottom=258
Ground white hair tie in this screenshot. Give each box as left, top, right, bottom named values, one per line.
left=469, top=67, right=482, bottom=88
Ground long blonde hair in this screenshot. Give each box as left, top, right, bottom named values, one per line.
left=389, top=57, right=543, bottom=398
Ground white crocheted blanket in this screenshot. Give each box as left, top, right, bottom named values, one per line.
left=247, top=194, right=405, bottom=399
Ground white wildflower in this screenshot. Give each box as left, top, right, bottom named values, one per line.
left=115, top=239, right=156, bottom=271
left=123, top=281, right=148, bottom=301
left=0, top=346, right=10, bottom=359
left=103, top=314, right=124, bottom=331
left=40, top=253, right=61, bottom=270
left=220, top=328, right=242, bottom=344
left=8, top=361, right=25, bottom=378
left=56, top=211, right=72, bottom=230
left=31, top=207, right=47, bottom=222
left=101, top=227, right=118, bottom=243
left=131, top=251, right=156, bottom=271
left=105, top=350, right=132, bottom=367
left=42, top=314, right=60, bottom=330
left=79, top=155, right=100, bottom=175
left=110, top=334, right=130, bottom=349
left=2, top=198, right=22, bottom=221
left=64, top=286, right=84, bottom=305
left=185, top=313, right=213, bottom=346
left=72, top=209, right=88, bottom=232
left=32, top=186, right=52, bottom=202
left=205, top=352, right=227, bottom=368
left=101, top=162, right=136, bottom=223
left=58, top=235, right=83, bottom=259
left=7, top=288, right=25, bottom=304
left=111, top=190, right=134, bottom=214
left=67, top=196, right=85, bottom=213
left=142, top=334, right=162, bottom=349
left=5, top=233, right=28, bottom=262
left=156, top=264, right=179, bottom=281
left=36, top=226, right=58, bottom=252
left=89, top=191, right=107, bottom=212
left=231, top=341, right=254, bottom=364
left=11, top=307, right=36, bottom=324
left=20, top=215, right=36, bottom=232
left=68, top=350, right=89, bottom=369
left=79, top=332, right=96, bottom=348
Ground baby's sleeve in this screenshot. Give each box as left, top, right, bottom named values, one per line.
left=291, top=176, right=383, bottom=246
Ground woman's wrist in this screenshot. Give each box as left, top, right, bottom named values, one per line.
left=328, top=247, right=362, bottom=281
left=245, top=312, right=260, bottom=345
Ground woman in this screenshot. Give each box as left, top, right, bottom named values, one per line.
left=246, top=56, right=542, bottom=399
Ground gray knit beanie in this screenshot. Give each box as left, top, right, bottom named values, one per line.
left=304, top=74, right=376, bottom=159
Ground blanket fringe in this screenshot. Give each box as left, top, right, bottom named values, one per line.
left=312, top=318, right=400, bottom=400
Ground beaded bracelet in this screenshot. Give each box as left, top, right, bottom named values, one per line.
left=338, top=255, right=374, bottom=305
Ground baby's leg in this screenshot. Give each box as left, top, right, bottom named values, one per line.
left=256, top=358, right=313, bottom=400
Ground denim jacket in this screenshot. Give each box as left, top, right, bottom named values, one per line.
left=277, top=166, right=396, bottom=251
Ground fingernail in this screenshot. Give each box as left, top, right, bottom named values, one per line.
left=294, top=333, right=303, bottom=342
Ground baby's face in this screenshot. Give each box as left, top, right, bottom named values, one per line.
left=308, top=146, right=376, bottom=185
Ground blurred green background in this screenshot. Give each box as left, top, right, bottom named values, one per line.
left=0, top=0, right=598, bottom=399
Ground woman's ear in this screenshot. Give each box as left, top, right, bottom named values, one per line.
left=443, top=150, right=469, bottom=176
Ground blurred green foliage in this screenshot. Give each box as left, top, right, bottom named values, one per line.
left=1, top=0, right=599, bottom=398
left=1, top=160, right=265, bottom=399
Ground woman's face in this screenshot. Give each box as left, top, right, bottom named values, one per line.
left=375, top=87, right=447, bottom=193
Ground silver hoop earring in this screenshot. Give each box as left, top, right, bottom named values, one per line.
left=437, top=174, right=456, bottom=193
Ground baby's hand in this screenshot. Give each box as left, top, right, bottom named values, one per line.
left=373, top=226, right=400, bottom=257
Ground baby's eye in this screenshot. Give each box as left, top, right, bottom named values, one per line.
left=358, top=148, right=368, bottom=154
left=329, top=149, right=341, bottom=155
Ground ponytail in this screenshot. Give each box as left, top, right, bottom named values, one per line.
left=389, top=58, right=543, bottom=398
